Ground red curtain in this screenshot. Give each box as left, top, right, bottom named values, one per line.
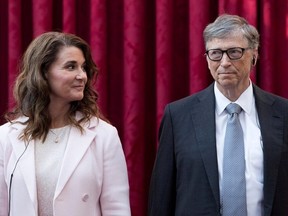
left=0, top=0, right=287, bottom=215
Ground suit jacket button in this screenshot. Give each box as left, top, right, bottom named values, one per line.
left=82, top=194, right=89, bottom=202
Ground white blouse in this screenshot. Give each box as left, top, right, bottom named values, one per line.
left=35, top=126, right=71, bottom=216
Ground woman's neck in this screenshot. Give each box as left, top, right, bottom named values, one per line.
left=48, top=104, right=70, bottom=128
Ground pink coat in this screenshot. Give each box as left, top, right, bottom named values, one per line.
left=0, top=114, right=131, bottom=216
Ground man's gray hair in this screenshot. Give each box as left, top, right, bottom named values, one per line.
left=203, top=14, right=260, bottom=49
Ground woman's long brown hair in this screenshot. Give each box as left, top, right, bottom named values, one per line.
left=5, top=32, right=103, bottom=142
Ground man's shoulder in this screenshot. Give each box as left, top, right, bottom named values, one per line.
left=169, top=84, right=214, bottom=107
left=253, top=85, right=288, bottom=105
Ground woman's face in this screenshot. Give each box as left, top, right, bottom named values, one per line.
left=46, top=46, right=88, bottom=106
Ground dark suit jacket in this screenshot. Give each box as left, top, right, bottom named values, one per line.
left=148, top=83, right=288, bottom=216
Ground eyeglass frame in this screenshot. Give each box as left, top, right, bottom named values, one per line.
left=205, top=47, right=252, bottom=61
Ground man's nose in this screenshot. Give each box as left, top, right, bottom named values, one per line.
left=220, top=53, right=232, bottom=66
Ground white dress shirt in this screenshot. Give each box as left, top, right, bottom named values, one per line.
left=214, top=82, right=264, bottom=216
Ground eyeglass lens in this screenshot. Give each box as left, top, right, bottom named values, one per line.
left=207, top=48, right=244, bottom=61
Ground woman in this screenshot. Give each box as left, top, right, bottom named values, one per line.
left=0, top=32, right=131, bottom=216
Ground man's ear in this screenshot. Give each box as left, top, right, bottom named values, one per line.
left=252, top=56, right=256, bottom=66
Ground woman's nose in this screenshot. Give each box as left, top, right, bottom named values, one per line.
left=76, top=70, right=86, bottom=80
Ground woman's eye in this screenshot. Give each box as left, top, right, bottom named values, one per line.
left=67, top=65, right=75, bottom=70
left=64, top=62, right=87, bottom=72
left=81, top=65, right=87, bottom=72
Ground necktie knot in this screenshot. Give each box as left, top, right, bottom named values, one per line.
left=226, top=103, right=242, bottom=115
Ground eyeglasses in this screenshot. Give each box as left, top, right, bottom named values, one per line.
left=205, top=47, right=251, bottom=61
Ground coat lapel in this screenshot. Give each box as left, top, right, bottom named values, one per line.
left=8, top=115, right=99, bottom=211
left=190, top=84, right=220, bottom=209
left=54, top=117, right=98, bottom=198
left=9, top=122, right=38, bottom=212
left=254, top=86, right=284, bottom=215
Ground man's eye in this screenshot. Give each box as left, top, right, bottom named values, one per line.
left=229, top=48, right=242, bottom=54
left=229, top=49, right=240, bottom=54
left=210, top=50, right=221, bottom=55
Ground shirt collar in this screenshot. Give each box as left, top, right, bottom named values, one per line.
left=214, top=81, right=254, bottom=115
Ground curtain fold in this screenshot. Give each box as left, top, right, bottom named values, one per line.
left=123, top=1, right=147, bottom=214
left=1, top=0, right=287, bottom=215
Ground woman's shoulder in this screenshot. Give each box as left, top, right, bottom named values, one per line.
left=0, top=121, right=12, bottom=133
left=0, top=116, right=27, bottom=129
left=0, top=117, right=28, bottom=140
left=87, top=116, right=117, bottom=133
left=0, top=121, right=17, bottom=143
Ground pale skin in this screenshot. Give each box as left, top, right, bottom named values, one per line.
left=206, top=33, right=258, bottom=101
left=45, top=46, right=88, bottom=128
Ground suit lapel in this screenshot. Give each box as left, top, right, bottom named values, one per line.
left=254, top=86, right=283, bottom=215
left=190, top=84, right=220, bottom=209
left=185, top=84, right=283, bottom=214
left=54, top=119, right=97, bottom=198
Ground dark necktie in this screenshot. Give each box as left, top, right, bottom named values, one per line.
left=222, top=103, right=247, bottom=216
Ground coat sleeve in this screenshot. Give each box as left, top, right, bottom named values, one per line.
left=99, top=126, right=131, bottom=216
left=148, top=105, right=176, bottom=216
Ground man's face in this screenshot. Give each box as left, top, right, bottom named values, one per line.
left=206, top=33, right=257, bottom=95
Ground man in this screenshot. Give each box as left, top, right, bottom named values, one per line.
left=148, top=14, right=288, bottom=216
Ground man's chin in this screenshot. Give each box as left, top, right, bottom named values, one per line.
left=217, top=78, right=237, bottom=88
